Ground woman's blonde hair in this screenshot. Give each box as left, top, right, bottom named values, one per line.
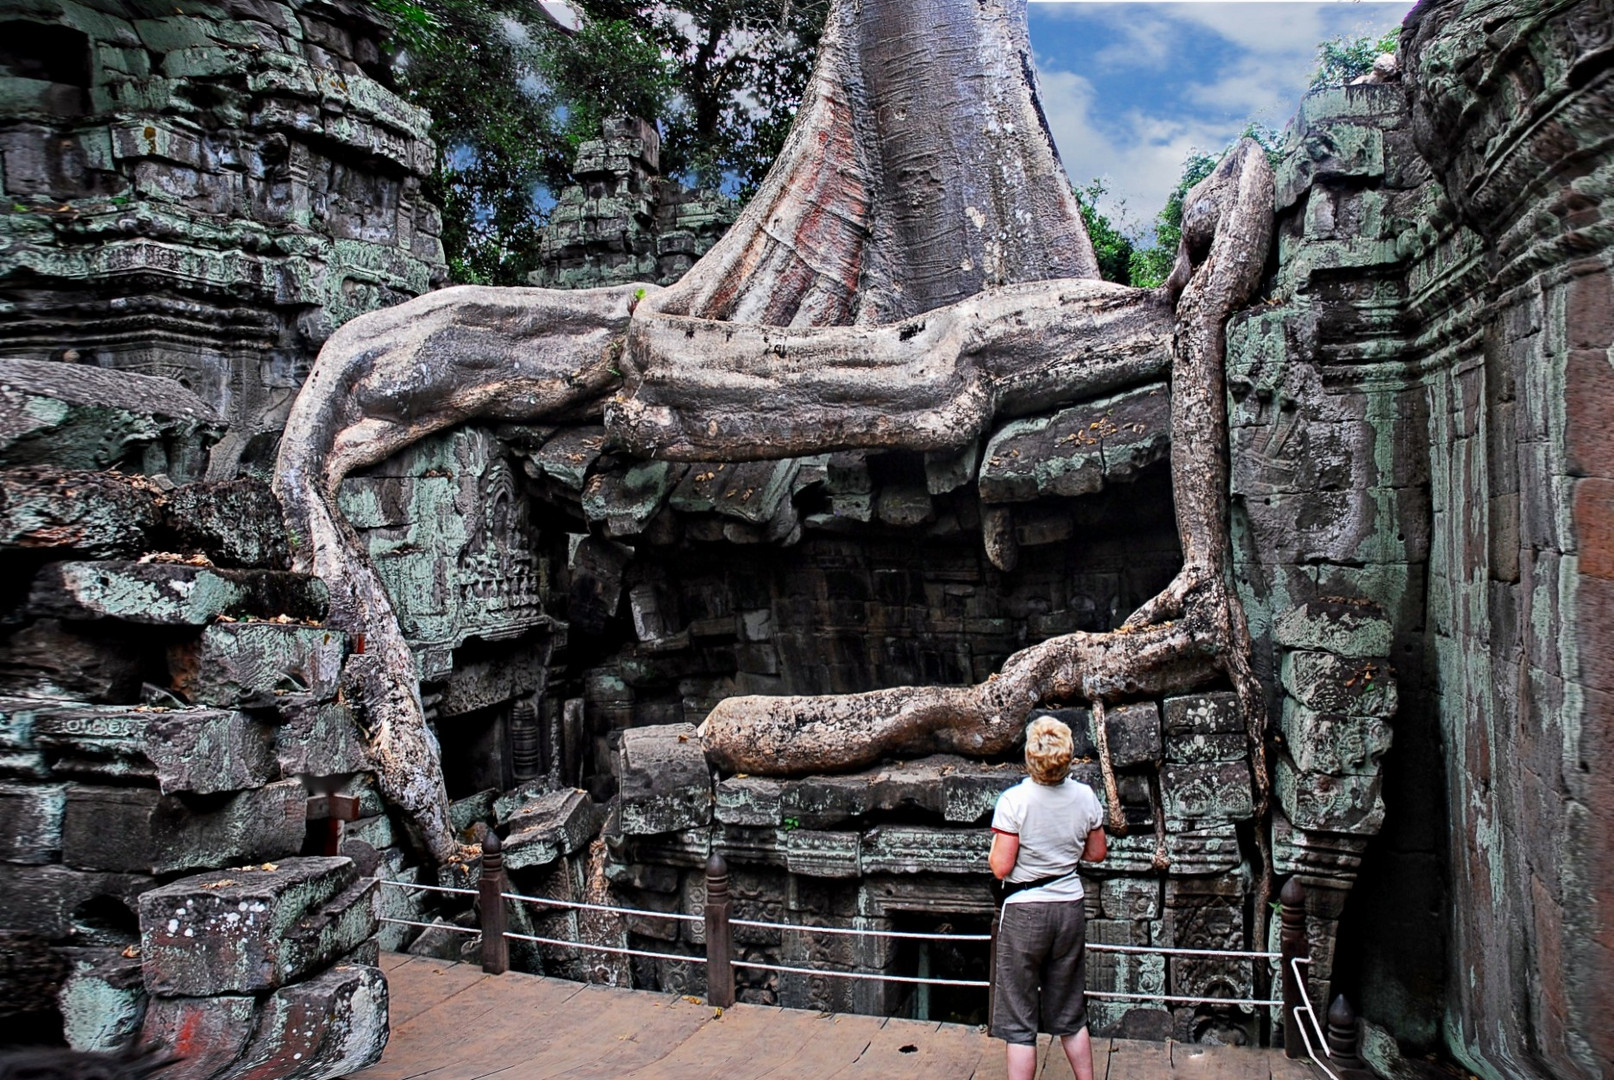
left=1024, top=715, right=1074, bottom=785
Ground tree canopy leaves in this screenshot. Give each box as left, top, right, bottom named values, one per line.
left=1309, top=29, right=1399, bottom=89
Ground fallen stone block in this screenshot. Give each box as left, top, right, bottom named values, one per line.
left=0, top=358, right=219, bottom=478
left=29, top=562, right=328, bottom=627
left=0, top=467, right=161, bottom=559
left=0, top=931, right=70, bottom=1018
left=57, top=947, right=147, bottom=1052
left=1279, top=650, right=1398, bottom=717
left=1280, top=701, right=1393, bottom=775
left=30, top=703, right=275, bottom=793
left=405, top=918, right=474, bottom=963
left=1272, top=598, right=1392, bottom=658
left=140, top=993, right=258, bottom=1080
left=1161, top=761, right=1255, bottom=826
left=160, top=478, right=291, bottom=570
left=501, top=788, right=599, bottom=870
left=0, top=864, right=151, bottom=938
left=62, top=780, right=305, bottom=875
left=0, top=618, right=147, bottom=703
left=449, top=788, right=499, bottom=836
left=229, top=963, right=389, bottom=1080
left=493, top=779, right=553, bottom=823
left=139, top=857, right=377, bottom=997
left=1275, top=756, right=1386, bottom=833
left=275, top=701, right=370, bottom=777
left=0, top=781, right=65, bottom=864
left=859, top=825, right=991, bottom=875
left=169, top=622, right=346, bottom=708
left=617, top=723, right=711, bottom=834
left=979, top=383, right=1171, bottom=503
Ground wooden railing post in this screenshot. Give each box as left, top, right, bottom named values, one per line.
left=1327, top=995, right=1366, bottom=1071
left=1280, top=876, right=1309, bottom=1058
left=705, top=853, right=734, bottom=1008
left=306, top=794, right=360, bottom=857
left=480, top=832, right=509, bottom=975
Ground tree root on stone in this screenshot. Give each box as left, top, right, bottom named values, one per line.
left=272, top=0, right=1276, bottom=872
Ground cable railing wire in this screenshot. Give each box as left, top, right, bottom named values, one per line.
left=379, top=916, right=481, bottom=935
left=374, top=866, right=1311, bottom=1034
left=503, top=931, right=707, bottom=965
left=502, top=888, right=703, bottom=923
left=730, top=960, right=990, bottom=988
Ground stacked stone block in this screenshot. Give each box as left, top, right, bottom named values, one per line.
left=528, top=117, right=735, bottom=290
left=0, top=0, right=447, bottom=477
left=0, top=364, right=394, bottom=1076
left=576, top=701, right=1259, bottom=1040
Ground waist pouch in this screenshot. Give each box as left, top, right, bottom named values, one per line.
left=992, top=871, right=1072, bottom=908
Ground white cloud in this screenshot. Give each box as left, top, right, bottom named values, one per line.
left=1036, top=66, right=1229, bottom=231
left=1031, top=2, right=1412, bottom=227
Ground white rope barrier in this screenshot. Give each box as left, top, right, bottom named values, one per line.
left=373, top=879, right=480, bottom=898
left=503, top=931, right=707, bottom=965
left=1087, top=991, right=1281, bottom=1007
left=730, top=960, right=990, bottom=988
left=728, top=918, right=992, bottom=942
left=379, top=916, right=481, bottom=935
left=1090, top=943, right=1280, bottom=960
left=502, top=889, right=703, bottom=923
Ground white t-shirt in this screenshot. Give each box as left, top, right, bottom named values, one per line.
left=990, top=777, right=1105, bottom=905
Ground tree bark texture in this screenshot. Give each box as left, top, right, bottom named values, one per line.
left=273, top=0, right=1275, bottom=864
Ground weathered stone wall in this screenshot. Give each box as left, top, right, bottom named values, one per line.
left=1403, top=3, right=1613, bottom=1076
left=0, top=0, right=447, bottom=479
left=1228, top=2, right=1614, bottom=1075
left=0, top=366, right=400, bottom=1075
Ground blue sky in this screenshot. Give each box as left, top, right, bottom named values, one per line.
left=1026, top=1, right=1414, bottom=233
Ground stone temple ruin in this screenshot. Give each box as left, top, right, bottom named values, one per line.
left=0, top=1, right=1609, bottom=1080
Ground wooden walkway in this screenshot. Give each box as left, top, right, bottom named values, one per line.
left=352, top=953, right=1323, bottom=1080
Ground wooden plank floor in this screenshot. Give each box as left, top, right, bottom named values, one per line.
left=352, top=953, right=1323, bottom=1080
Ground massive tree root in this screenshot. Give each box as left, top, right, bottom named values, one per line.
left=273, top=0, right=1275, bottom=865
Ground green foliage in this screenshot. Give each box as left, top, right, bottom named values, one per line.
left=579, top=0, right=830, bottom=194
left=369, top=0, right=826, bottom=284
left=1309, top=29, right=1399, bottom=89
left=542, top=18, right=673, bottom=150
left=375, top=0, right=575, bottom=285
left=1072, top=179, right=1135, bottom=286
left=1128, top=123, right=1284, bottom=288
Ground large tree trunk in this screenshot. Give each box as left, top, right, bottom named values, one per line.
left=274, top=0, right=1275, bottom=864
left=653, top=0, right=1098, bottom=327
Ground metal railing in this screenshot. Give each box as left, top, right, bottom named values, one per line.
left=376, top=836, right=1374, bottom=1055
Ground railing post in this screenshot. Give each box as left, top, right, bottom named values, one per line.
left=1279, top=876, right=1309, bottom=1058
left=1327, top=995, right=1366, bottom=1071
left=306, top=793, right=360, bottom=857
left=479, top=832, right=509, bottom=975
left=705, top=853, right=735, bottom=1008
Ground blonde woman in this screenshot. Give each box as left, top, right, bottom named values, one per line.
left=988, top=714, right=1108, bottom=1080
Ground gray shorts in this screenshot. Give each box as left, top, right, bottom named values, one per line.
left=990, top=900, right=1088, bottom=1045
